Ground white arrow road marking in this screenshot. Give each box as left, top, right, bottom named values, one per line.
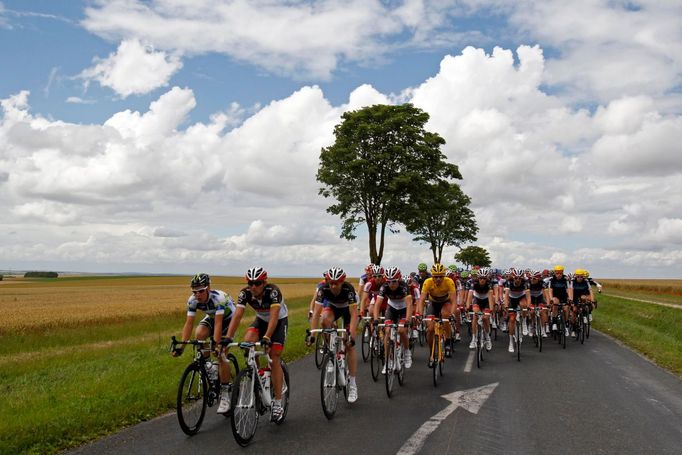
left=463, top=350, right=474, bottom=372
left=397, top=382, right=499, bottom=455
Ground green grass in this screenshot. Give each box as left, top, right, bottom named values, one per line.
left=0, top=296, right=316, bottom=455
left=593, top=295, right=682, bottom=377
left=601, top=289, right=682, bottom=306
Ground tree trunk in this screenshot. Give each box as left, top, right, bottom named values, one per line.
left=368, top=222, right=379, bottom=264
left=377, top=219, right=387, bottom=265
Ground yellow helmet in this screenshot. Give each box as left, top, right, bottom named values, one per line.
left=574, top=269, right=586, bottom=277
left=430, top=263, right=447, bottom=276
left=554, top=265, right=564, bottom=272
left=584, top=270, right=590, bottom=277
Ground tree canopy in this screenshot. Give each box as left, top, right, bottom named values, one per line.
left=455, top=246, right=491, bottom=268
left=404, top=181, right=478, bottom=264
left=317, top=103, right=462, bottom=264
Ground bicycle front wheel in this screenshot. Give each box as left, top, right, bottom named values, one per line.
left=230, top=367, right=259, bottom=446
left=315, top=334, right=325, bottom=369
left=516, top=321, right=521, bottom=362
left=321, top=353, right=338, bottom=419
left=274, top=360, right=290, bottom=425
left=370, top=334, right=382, bottom=382
left=177, top=362, right=208, bottom=435
left=361, top=323, right=371, bottom=362
left=385, top=341, right=395, bottom=397
left=438, top=337, right=445, bottom=377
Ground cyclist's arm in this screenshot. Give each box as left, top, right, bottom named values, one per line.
left=417, top=291, right=427, bottom=315
left=405, top=295, right=414, bottom=321
left=225, top=306, right=245, bottom=340
left=181, top=315, right=195, bottom=342
left=504, top=288, right=509, bottom=309
left=213, top=313, right=224, bottom=343
left=360, top=292, right=370, bottom=316
left=466, top=290, right=473, bottom=309
left=373, top=296, right=384, bottom=320
left=568, top=286, right=574, bottom=303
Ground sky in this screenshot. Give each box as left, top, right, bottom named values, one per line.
left=1, top=0, right=681, bottom=279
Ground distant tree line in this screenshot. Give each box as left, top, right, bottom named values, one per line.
left=24, top=271, right=59, bottom=278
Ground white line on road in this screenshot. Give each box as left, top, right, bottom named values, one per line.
left=464, top=350, right=474, bottom=372
left=397, top=382, right=499, bottom=455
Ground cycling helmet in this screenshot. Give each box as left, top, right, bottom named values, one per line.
left=190, top=273, right=210, bottom=289
left=542, top=269, right=550, bottom=276
left=584, top=269, right=590, bottom=277
left=531, top=270, right=542, bottom=279
left=384, top=266, right=402, bottom=281
left=430, top=263, right=447, bottom=276
left=469, top=269, right=478, bottom=277
left=370, top=264, right=385, bottom=277
left=447, top=264, right=458, bottom=272
left=245, top=266, right=267, bottom=282
left=325, top=267, right=347, bottom=282
left=417, top=262, right=428, bottom=272
left=365, top=263, right=375, bottom=273
left=461, top=271, right=469, bottom=278
left=554, top=265, right=564, bottom=272
left=574, top=269, right=586, bottom=277
left=566, top=272, right=574, bottom=281
left=511, top=268, right=522, bottom=279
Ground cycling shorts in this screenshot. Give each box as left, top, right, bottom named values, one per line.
left=472, top=296, right=490, bottom=310
left=247, top=316, right=288, bottom=351
left=385, top=306, right=407, bottom=324
left=323, top=305, right=352, bottom=328
left=199, top=315, right=232, bottom=336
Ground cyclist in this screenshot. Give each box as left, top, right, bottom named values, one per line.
left=361, top=265, right=385, bottom=324
left=466, top=268, right=497, bottom=351
left=446, top=265, right=464, bottom=341
left=571, top=269, right=595, bottom=331
left=225, top=267, right=289, bottom=422
left=374, top=267, right=413, bottom=370
left=504, top=269, right=530, bottom=353
left=416, top=262, right=431, bottom=291
left=311, top=267, right=359, bottom=402
left=585, top=270, right=603, bottom=295
left=528, top=270, right=549, bottom=337
left=172, top=273, right=236, bottom=414
left=308, top=272, right=328, bottom=321
left=545, top=265, right=571, bottom=336
left=417, top=263, right=457, bottom=366
left=357, top=263, right=374, bottom=315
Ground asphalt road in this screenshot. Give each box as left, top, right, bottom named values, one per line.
left=70, top=329, right=682, bottom=455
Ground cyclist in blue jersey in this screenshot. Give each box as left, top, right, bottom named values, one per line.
left=172, top=273, right=236, bottom=414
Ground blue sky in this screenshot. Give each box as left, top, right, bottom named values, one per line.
left=1, top=1, right=681, bottom=278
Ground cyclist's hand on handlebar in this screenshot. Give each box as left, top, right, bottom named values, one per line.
left=220, top=337, right=233, bottom=347
left=345, top=336, right=355, bottom=347
left=171, top=347, right=184, bottom=357
left=261, top=336, right=271, bottom=349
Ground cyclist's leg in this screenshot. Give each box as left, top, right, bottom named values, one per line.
left=268, top=318, right=287, bottom=401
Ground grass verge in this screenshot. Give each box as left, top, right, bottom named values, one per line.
left=593, top=294, right=682, bottom=377
left=0, top=297, right=316, bottom=454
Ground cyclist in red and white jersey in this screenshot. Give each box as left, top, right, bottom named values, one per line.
left=374, top=267, right=414, bottom=370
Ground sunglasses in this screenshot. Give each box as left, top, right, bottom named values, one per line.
left=373, top=274, right=383, bottom=278
left=388, top=279, right=400, bottom=284
left=191, top=287, right=207, bottom=295
left=247, top=280, right=264, bottom=287
left=329, top=280, right=342, bottom=286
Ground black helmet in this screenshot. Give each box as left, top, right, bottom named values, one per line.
left=190, top=273, right=210, bottom=289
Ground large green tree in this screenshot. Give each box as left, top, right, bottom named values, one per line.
left=404, top=181, right=478, bottom=264
left=317, top=104, right=461, bottom=264
left=455, top=245, right=492, bottom=268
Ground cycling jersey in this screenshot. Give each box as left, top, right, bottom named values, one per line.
left=416, top=272, right=431, bottom=291
left=545, top=275, right=570, bottom=302
left=467, top=280, right=497, bottom=299
left=316, top=282, right=357, bottom=308
left=377, top=281, right=411, bottom=310
left=237, top=284, right=288, bottom=322
left=187, top=290, right=235, bottom=319
left=572, top=278, right=591, bottom=301
left=528, top=279, right=544, bottom=298
left=504, top=279, right=528, bottom=299
left=422, top=277, right=456, bottom=303
left=363, top=279, right=383, bottom=302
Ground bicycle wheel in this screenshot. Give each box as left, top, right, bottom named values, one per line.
left=370, top=332, right=382, bottom=382
left=321, top=353, right=338, bottom=419
left=431, top=336, right=439, bottom=387
left=438, top=337, right=444, bottom=377
left=230, top=367, right=259, bottom=446
left=537, top=314, right=543, bottom=353
left=176, top=362, right=208, bottom=435
left=314, top=334, right=326, bottom=369
left=477, top=326, right=484, bottom=367
left=515, top=319, right=521, bottom=362
left=585, top=313, right=591, bottom=339
left=385, top=340, right=395, bottom=397
left=560, top=319, right=567, bottom=349
left=272, top=360, right=290, bottom=425
left=418, top=321, right=426, bottom=346
left=361, top=323, right=371, bottom=362
left=397, top=344, right=405, bottom=386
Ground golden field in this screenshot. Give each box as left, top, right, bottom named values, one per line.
left=0, top=275, right=322, bottom=335
left=599, top=279, right=682, bottom=295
